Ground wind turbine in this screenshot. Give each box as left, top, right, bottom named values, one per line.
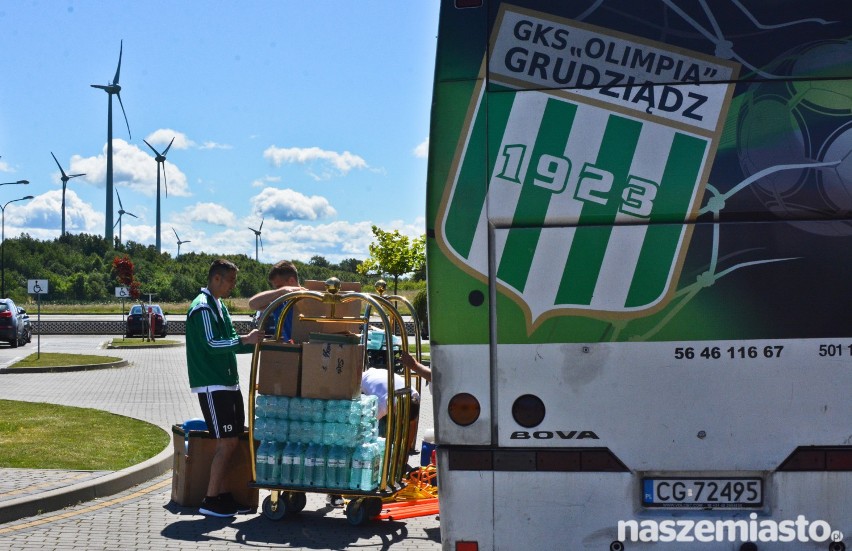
left=50, top=152, right=85, bottom=237
left=248, top=219, right=264, bottom=261
left=113, top=189, right=137, bottom=244
left=91, top=40, right=131, bottom=244
left=173, top=227, right=190, bottom=258
left=143, top=137, right=174, bottom=254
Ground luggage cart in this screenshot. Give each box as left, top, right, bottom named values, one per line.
left=247, top=277, right=425, bottom=525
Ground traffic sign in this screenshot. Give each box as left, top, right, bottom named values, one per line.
left=28, top=279, right=48, bottom=294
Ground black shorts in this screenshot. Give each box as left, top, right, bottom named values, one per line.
left=197, top=390, right=245, bottom=438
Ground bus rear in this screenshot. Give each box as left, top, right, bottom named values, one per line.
left=425, top=1, right=852, bottom=549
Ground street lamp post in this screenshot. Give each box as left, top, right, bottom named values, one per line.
left=1, top=195, right=34, bottom=297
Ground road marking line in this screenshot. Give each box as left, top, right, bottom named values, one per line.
left=0, top=478, right=171, bottom=534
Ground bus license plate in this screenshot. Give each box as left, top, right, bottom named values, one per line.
left=642, top=478, right=763, bottom=508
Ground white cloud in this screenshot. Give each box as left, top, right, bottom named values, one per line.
left=179, top=202, right=238, bottom=226
left=144, top=129, right=231, bottom=151
left=251, top=176, right=281, bottom=188
left=0, top=159, right=13, bottom=173
left=71, top=139, right=191, bottom=198
left=414, top=137, right=429, bottom=158
left=12, top=189, right=104, bottom=234
left=145, top=129, right=194, bottom=150
left=250, top=187, right=336, bottom=221
left=263, top=146, right=368, bottom=178
left=199, top=141, right=232, bottom=150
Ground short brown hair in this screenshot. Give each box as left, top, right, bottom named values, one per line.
left=208, top=258, right=238, bottom=284
left=268, top=260, right=298, bottom=284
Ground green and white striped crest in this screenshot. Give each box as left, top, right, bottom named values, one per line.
left=438, top=87, right=713, bottom=326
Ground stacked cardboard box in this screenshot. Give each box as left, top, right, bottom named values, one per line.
left=301, top=332, right=364, bottom=400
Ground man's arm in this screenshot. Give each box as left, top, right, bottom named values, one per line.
left=248, top=285, right=304, bottom=311
left=401, top=351, right=431, bottom=382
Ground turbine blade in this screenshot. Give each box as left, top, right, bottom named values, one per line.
left=163, top=137, right=175, bottom=156
left=50, top=152, right=69, bottom=179
left=184, top=240, right=191, bottom=244
left=259, top=218, right=264, bottom=231
left=249, top=227, right=257, bottom=233
left=113, top=40, right=123, bottom=84
left=114, top=218, right=121, bottom=229
left=116, top=189, right=124, bottom=210
left=69, top=173, right=86, bottom=178
left=116, top=92, right=131, bottom=138
left=143, top=139, right=159, bottom=156
left=126, top=211, right=138, bottom=219
left=173, top=227, right=179, bottom=240
left=260, top=235, right=264, bottom=251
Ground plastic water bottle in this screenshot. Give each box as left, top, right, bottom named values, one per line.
left=349, top=442, right=371, bottom=490
left=306, top=444, right=319, bottom=486
left=280, top=441, right=296, bottom=485
left=325, top=445, right=340, bottom=489
left=289, top=420, right=303, bottom=443
left=255, top=440, right=270, bottom=484
left=269, top=442, right=282, bottom=484
left=346, top=400, right=362, bottom=425
left=369, top=441, right=382, bottom=488
left=288, top=397, right=304, bottom=421
left=274, top=418, right=290, bottom=442
left=291, top=443, right=306, bottom=486
left=358, top=443, right=377, bottom=491
left=274, top=395, right=290, bottom=419
left=313, top=445, right=328, bottom=487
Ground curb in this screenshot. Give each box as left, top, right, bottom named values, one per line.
left=0, top=429, right=174, bottom=524
left=105, top=342, right=183, bottom=350
left=0, top=360, right=131, bottom=374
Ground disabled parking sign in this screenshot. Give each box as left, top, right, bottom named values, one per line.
left=27, top=279, right=48, bottom=294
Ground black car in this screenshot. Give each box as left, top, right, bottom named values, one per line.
left=0, top=298, right=29, bottom=348
left=126, top=304, right=168, bottom=338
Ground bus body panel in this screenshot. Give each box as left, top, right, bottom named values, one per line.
left=427, top=1, right=852, bottom=549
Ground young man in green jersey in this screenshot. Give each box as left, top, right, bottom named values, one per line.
left=186, top=259, right=261, bottom=517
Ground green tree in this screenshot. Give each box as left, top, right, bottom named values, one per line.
left=357, top=226, right=426, bottom=294
left=309, top=255, right=330, bottom=268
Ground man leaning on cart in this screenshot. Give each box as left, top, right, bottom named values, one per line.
left=186, top=258, right=262, bottom=518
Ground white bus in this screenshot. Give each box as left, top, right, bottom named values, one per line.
left=425, top=1, right=852, bottom=549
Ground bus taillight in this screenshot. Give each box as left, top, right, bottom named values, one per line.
left=511, top=394, right=545, bottom=428
left=448, top=393, right=480, bottom=426
left=456, top=542, right=479, bottom=551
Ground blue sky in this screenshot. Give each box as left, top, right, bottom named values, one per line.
left=0, top=2, right=438, bottom=263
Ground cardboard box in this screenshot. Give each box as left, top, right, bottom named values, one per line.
left=256, top=341, right=301, bottom=396
left=291, top=280, right=363, bottom=343
left=171, top=425, right=259, bottom=508
left=301, top=335, right=364, bottom=399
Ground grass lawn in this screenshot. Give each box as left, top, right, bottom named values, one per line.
left=0, top=400, right=168, bottom=470
left=109, top=338, right=181, bottom=348
left=11, top=352, right=122, bottom=368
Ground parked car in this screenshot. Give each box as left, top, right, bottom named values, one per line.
left=0, top=298, right=28, bottom=347
left=19, top=307, right=32, bottom=343
left=126, top=304, right=168, bottom=338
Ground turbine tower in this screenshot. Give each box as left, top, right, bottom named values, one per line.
left=143, top=137, right=175, bottom=254
left=91, top=40, right=131, bottom=244
left=113, top=189, right=137, bottom=244
left=248, top=219, right=264, bottom=262
left=50, top=152, right=85, bottom=237
left=173, top=227, right=191, bottom=258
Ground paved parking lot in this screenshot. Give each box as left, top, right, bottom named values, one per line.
left=0, top=335, right=441, bottom=551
